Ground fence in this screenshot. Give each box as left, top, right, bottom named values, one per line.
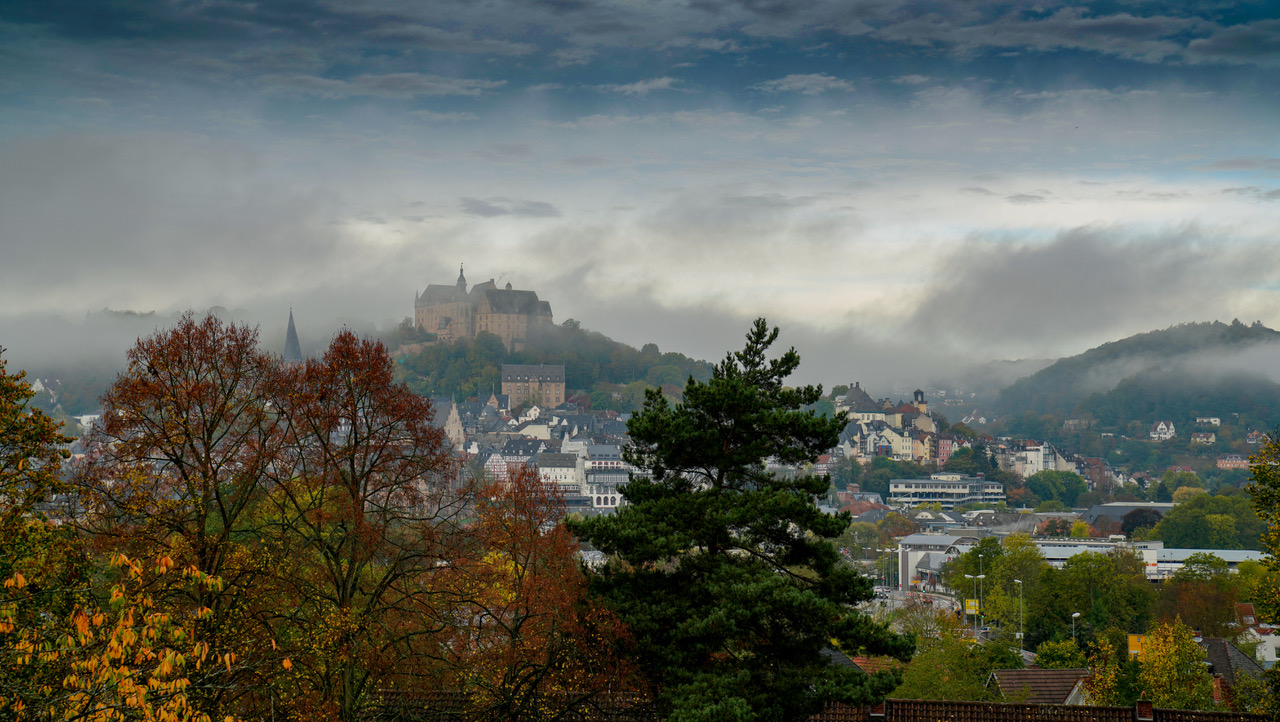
left=365, top=693, right=1268, bottom=722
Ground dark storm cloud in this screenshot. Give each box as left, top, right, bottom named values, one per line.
left=1186, top=19, right=1280, bottom=64
left=6, top=0, right=1279, bottom=78
left=877, top=7, right=1192, bottom=62
left=907, top=227, right=1280, bottom=355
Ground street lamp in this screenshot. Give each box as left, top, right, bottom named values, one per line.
left=881, top=548, right=896, bottom=591
left=964, top=574, right=977, bottom=637
left=976, top=574, right=986, bottom=632
left=1071, top=611, right=1081, bottom=643
left=977, top=555, right=988, bottom=629
left=1014, top=579, right=1024, bottom=653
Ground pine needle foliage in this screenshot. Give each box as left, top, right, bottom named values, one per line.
left=569, top=319, right=912, bottom=722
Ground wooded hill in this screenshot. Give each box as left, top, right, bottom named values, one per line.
left=995, top=320, right=1280, bottom=427
left=394, top=319, right=713, bottom=409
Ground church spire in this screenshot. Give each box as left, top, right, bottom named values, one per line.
left=456, top=263, right=467, bottom=290
left=284, top=308, right=303, bottom=363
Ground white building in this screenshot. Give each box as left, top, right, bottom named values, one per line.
left=888, top=473, right=1006, bottom=509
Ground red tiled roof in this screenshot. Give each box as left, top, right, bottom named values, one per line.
left=990, top=668, right=1088, bottom=704
left=849, top=656, right=904, bottom=675
left=839, top=500, right=889, bottom=516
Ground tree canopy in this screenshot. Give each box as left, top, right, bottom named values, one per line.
left=1151, top=492, right=1265, bottom=550
left=569, top=319, right=912, bottom=721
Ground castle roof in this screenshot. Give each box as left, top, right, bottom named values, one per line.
left=418, top=283, right=468, bottom=305
left=481, top=287, right=552, bottom=316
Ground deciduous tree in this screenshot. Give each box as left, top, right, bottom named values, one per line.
left=73, top=313, right=283, bottom=714
left=1137, top=617, right=1214, bottom=710
left=439, top=465, right=644, bottom=720
left=264, top=330, right=466, bottom=720
left=1245, top=432, right=1280, bottom=716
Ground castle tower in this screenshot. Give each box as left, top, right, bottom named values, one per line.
left=284, top=308, right=303, bottom=363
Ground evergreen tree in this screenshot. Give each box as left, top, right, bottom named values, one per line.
left=569, top=320, right=912, bottom=721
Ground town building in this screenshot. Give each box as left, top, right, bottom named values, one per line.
left=888, top=473, right=1005, bottom=509
left=501, top=364, right=566, bottom=409
left=1218, top=454, right=1250, bottom=470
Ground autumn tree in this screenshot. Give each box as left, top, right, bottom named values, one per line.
left=2, top=350, right=221, bottom=720
left=1156, top=552, right=1241, bottom=638
left=438, top=465, right=644, bottom=720
left=967, top=535, right=1049, bottom=640
left=262, top=330, right=467, bottom=721
left=1137, top=617, right=1214, bottom=710
left=569, top=320, right=912, bottom=721
left=1245, top=432, right=1280, bottom=716
left=73, top=313, right=284, bottom=714
left=0, top=350, right=77, bottom=716
left=1084, top=637, right=1128, bottom=706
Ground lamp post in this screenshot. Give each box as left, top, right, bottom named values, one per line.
left=976, top=574, right=986, bottom=632
left=1014, top=579, right=1024, bottom=653
left=977, top=553, right=985, bottom=630
left=964, top=574, right=977, bottom=637
left=1072, top=611, right=1081, bottom=643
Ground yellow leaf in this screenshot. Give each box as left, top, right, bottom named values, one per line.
left=281, top=658, right=292, bottom=670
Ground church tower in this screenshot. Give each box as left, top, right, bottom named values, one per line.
left=284, top=308, right=303, bottom=363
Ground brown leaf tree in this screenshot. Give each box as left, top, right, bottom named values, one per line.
left=437, top=464, right=647, bottom=721
left=261, top=330, right=467, bottom=721
left=73, top=313, right=286, bottom=715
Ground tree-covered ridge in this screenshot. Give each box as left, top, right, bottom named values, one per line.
left=1078, top=367, right=1280, bottom=432
left=396, top=319, right=713, bottom=407
left=996, top=320, right=1280, bottom=419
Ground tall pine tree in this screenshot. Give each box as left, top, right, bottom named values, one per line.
left=569, top=320, right=912, bottom=721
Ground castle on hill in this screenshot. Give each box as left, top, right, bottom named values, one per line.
left=414, top=266, right=553, bottom=352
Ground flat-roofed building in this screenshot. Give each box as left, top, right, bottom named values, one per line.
left=888, top=473, right=1005, bottom=509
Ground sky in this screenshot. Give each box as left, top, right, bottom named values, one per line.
left=2, top=0, right=1279, bottom=388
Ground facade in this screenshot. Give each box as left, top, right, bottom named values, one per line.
left=888, top=473, right=1006, bottom=509
left=534, top=452, right=584, bottom=493
left=414, top=267, right=553, bottom=351
left=1218, top=454, right=1250, bottom=470
left=501, top=364, right=566, bottom=409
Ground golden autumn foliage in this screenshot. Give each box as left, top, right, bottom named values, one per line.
left=2, top=550, right=238, bottom=721
left=1137, top=618, right=1214, bottom=710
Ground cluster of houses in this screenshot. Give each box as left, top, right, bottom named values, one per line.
left=821, top=383, right=1133, bottom=493
left=429, top=365, right=638, bottom=513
